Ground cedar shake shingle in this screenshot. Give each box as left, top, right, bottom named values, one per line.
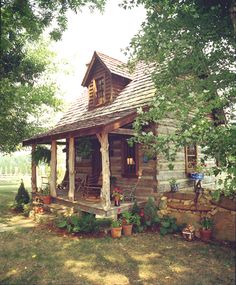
left=23, top=53, right=156, bottom=145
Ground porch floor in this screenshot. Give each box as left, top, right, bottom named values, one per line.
left=53, top=190, right=146, bottom=217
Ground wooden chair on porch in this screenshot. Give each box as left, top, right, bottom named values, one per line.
left=75, top=173, right=88, bottom=194
left=75, top=173, right=101, bottom=200
left=83, top=174, right=101, bottom=200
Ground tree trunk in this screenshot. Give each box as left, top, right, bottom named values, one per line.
left=97, top=132, right=111, bottom=211
left=68, top=137, right=75, bottom=201
left=50, top=140, right=57, bottom=197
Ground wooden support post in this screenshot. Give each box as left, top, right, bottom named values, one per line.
left=97, top=132, right=111, bottom=211
left=68, top=137, right=75, bottom=201
left=31, top=144, right=37, bottom=193
left=50, top=140, right=57, bottom=197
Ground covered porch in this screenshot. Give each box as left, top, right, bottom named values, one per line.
left=53, top=194, right=146, bottom=217
left=23, top=111, right=143, bottom=217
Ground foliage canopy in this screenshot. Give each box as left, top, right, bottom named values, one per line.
left=125, top=0, right=236, bottom=197
left=0, top=0, right=105, bottom=153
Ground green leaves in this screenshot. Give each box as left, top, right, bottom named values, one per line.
left=127, top=0, right=236, bottom=197
left=1, top=0, right=105, bottom=153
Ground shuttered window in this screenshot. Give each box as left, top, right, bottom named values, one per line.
left=93, top=77, right=105, bottom=106
left=185, top=145, right=197, bottom=173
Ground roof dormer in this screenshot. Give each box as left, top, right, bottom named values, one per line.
left=82, top=51, right=132, bottom=109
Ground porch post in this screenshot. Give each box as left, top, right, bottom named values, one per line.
left=31, top=144, right=37, bottom=193
left=50, top=140, right=57, bottom=197
left=68, top=137, right=75, bottom=201
left=97, top=132, right=111, bottom=210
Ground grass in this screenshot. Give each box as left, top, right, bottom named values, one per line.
left=0, top=183, right=235, bottom=285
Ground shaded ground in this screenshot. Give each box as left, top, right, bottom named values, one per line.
left=0, top=183, right=235, bottom=285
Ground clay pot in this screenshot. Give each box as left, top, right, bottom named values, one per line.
left=200, top=229, right=212, bottom=241
left=35, top=206, right=44, bottom=214
left=122, top=224, right=133, bottom=236
left=41, top=195, right=52, bottom=205
left=114, top=197, right=120, bottom=207
left=111, top=227, right=122, bottom=238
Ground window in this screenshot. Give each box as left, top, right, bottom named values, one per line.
left=185, top=145, right=197, bottom=173
left=93, top=77, right=105, bottom=105
left=122, top=139, right=138, bottom=177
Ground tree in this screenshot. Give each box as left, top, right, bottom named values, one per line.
left=124, top=0, right=236, bottom=197
left=0, top=0, right=105, bottom=153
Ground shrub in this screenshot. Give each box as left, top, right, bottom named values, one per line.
left=144, top=197, right=160, bottom=228
left=159, top=215, right=179, bottom=236
left=23, top=203, right=33, bottom=217
left=131, top=201, right=140, bottom=215
left=14, top=180, right=30, bottom=211
left=56, top=213, right=112, bottom=234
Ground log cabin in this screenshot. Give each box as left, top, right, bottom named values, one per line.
left=23, top=51, right=215, bottom=217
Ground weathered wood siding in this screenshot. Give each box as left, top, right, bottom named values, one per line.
left=87, top=59, right=111, bottom=108
left=109, top=139, right=155, bottom=200
left=111, top=74, right=130, bottom=101
left=156, top=119, right=216, bottom=192
left=63, top=136, right=155, bottom=199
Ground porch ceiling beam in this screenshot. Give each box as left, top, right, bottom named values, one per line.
left=49, top=140, right=57, bottom=197
left=110, top=128, right=136, bottom=136
left=103, top=112, right=137, bottom=133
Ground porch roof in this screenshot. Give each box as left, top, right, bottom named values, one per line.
left=23, top=110, right=137, bottom=145
left=23, top=56, right=156, bottom=146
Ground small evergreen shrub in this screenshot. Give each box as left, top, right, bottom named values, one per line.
left=14, top=180, right=30, bottom=211
left=131, top=201, right=140, bottom=215
left=144, top=197, right=160, bottom=228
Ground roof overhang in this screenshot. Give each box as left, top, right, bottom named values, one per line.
left=23, top=111, right=137, bottom=146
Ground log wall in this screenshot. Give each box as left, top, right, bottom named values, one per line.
left=65, top=136, right=156, bottom=199
left=156, top=119, right=216, bottom=192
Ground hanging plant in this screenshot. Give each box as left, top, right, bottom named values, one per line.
left=76, top=137, right=92, bottom=159
left=32, top=146, right=51, bottom=166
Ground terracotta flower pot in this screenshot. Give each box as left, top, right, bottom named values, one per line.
left=111, top=227, right=122, bottom=238
left=200, top=229, right=212, bottom=241
left=34, top=206, right=44, bottom=214
left=114, top=196, right=120, bottom=207
left=122, top=224, right=133, bottom=236
left=41, top=195, right=52, bottom=205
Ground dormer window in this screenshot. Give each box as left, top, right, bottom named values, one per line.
left=93, top=77, right=105, bottom=106
left=82, top=52, right=133, bottom=109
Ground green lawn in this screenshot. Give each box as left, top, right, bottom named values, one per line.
left=0, top=183, right=235, bottom=285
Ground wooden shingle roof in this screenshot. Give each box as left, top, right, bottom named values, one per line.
left=23, top=55, right=156, bottom=145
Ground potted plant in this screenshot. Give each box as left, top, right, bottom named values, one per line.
left=190, top=161, right=206, bottom=180
left=169, top=177, right=179, bottom=192
left=111, top=219, right=122, bottom=238
left=40, top=185, right=52, bottom=204
left=112, top=187, right=123, bottom=206
left=121, top=211, right=135, bottom=236
left=199, top=217, right=214, bottom=241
